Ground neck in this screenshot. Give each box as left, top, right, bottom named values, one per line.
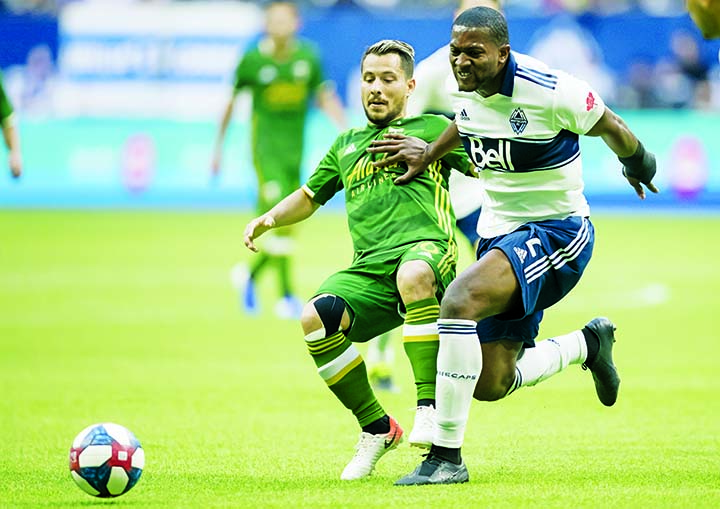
left=476, top=63, right=507, bottom=97
left=267, top=37, right=294, bottom=59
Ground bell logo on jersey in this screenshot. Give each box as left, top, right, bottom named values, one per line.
left=466, top=138, right=515, bottom=172
left=509, top=108, right=528, bottom=134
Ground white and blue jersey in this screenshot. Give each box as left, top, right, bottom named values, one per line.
left=450, top=51, right=605, bottom=238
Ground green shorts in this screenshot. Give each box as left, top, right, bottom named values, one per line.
left=314, top=240, right=457, bottom=343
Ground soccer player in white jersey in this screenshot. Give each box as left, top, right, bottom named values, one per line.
left=369, top=7, right=658, bottom=485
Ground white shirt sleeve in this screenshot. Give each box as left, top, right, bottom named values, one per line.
left=552, top=70, right=605, bottom=135
left=407, top=46, right=453, bottom=116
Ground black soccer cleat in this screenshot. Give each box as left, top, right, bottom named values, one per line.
left=582, top=317, right=620, bottom=407
left=394, top=453, right=469, bottom=486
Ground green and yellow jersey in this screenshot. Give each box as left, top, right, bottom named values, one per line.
left=233, top=38, right=324, bottom=175
left=0, top=71, right=14, bottom=125
left=303, top=114, right=474, bottom=262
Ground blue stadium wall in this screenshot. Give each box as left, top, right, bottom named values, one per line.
left=1, top=6, right=719, bottom=209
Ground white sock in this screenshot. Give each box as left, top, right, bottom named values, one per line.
left=508, top=330, right=587, bottom=395
left=434, top=319, right=482, bottom=448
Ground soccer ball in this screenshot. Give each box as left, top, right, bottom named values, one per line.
left=68, top=422, right=145, bottom=498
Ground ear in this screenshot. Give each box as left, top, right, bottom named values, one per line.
left=498, top=44, right=511, bottom=64
left=406, top=77, right=416, bottom=96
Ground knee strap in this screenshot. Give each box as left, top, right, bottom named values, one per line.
left=313, top=295, right=346, bottom=335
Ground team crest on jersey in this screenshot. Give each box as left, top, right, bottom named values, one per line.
left=509, top=108, right=528, bottom=135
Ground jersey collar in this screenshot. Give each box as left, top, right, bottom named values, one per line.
left=367, top=117, right=405, bottom=130
left=498, top=52, right=517, bottom=97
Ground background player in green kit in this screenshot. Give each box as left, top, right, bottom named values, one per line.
left=213, top=1, right=345, bottom=319
left=243, top=40, right=475, bottom=481
left=0, top=70, right=22, bottom=179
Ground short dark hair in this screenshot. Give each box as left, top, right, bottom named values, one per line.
left=453, top=6, right=509, bottom=47
left=361, top=39, right=415, bottom=78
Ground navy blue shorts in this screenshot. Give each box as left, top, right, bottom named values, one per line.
left=475, top=216, right=594, bottom=347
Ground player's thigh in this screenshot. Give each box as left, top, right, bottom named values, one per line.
left=475, top=216, right=595, bottom=319
left=314, top=267, right=403, bottom=343
left=398, top=240, right=456, bottom=301
left=442, top=248, right=520, bottom=320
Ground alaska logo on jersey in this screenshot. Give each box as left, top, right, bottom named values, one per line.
left=509, top=108, right=528, bottom=134
left=464, top=137, right=515, bottom=172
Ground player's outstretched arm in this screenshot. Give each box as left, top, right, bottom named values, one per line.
left=367, top=122, right=461, bottom=184
left=586, top=106, right=659, bottom=200
left=2, top=121, right=22, bottom=178
left=316, top=83, right=347, bottom=132
left=211, top=96, right=236, bottom=176
left=243, top=188, right=320, bottom=252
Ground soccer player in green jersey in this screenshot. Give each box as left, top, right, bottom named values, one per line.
left=0, top=70, right=22, bottom=179
left=213, top=1, right=345, bottom=319
left=243, top=39, right=475, bottom=480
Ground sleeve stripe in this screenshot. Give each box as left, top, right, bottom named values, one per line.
left=301, top=184, right=316, bottom=199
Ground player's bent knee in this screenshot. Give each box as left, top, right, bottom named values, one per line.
left=300, top=302, right=322, bottom=335
left=309, top=294, right=346, bottom=336
left=441, top=287, right=480, bottom=319
left=397, top=260, right=436, bottom=297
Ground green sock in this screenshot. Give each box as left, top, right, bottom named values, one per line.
left=403, top=297, right=440, bottom=402
left=305, top=330, right=385, bottom=427
left=250, top=253, right=269, bottom=279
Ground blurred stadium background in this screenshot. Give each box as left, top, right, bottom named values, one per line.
left=1, top=0, right=719, bottom=208
left=2, top=3, right=720, bottom=506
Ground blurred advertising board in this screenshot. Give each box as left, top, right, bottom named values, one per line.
left=55, top=1, right=263, bottom=118
left=1, top=110, right=719, bottom=209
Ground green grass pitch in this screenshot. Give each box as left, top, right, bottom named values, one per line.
left=1, top=209, right=719, bottom=508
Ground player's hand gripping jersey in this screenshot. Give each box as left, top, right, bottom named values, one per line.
left=303, top=115, right=473, bottom=261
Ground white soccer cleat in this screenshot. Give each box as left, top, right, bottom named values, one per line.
left=407, top=405, right=435, bottom=450
left=340, top=416, right=403, bottom=480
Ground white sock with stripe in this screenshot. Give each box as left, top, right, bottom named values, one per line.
left=507, top=330, right=587, bottom=395
left=434, top=318, right=482, bottom=448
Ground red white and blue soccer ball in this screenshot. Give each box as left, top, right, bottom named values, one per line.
left=68, top=422, right=145, bottom=498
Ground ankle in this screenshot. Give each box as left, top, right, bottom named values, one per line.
left=430, top=444, right=462, bottom=465
left=362, top=415, right=390, bottom=435
left=582, top=327, right=600, bottom=365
